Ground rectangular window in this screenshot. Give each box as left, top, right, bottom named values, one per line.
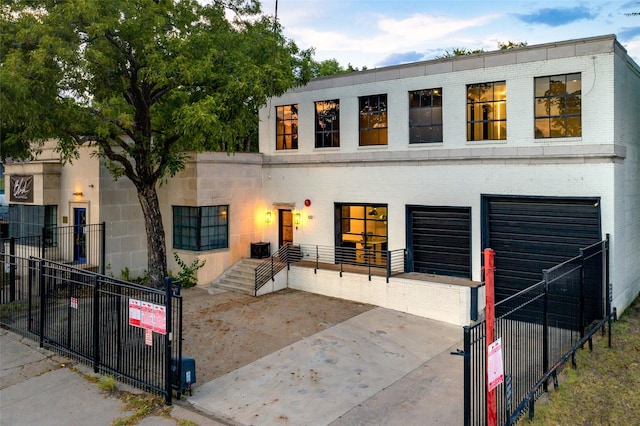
left=359, top=94, right=388, bottom=146
left=467, top=81, right=506, bottom=141
left=336, top=203, right=388, bottom=266
left=409, top=88, right=443, bottom=143
left=315, top=100, right=340, bottom=148
left=8, top=204, right=58, bottom=245
left=173, top=205, right=228, bottom=251
left=534, top=73, right=581, bottom=138
left=276, top=104, right=298, bottom=150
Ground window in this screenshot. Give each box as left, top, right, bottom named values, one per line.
left=535, top=73, right=581, bottom=138
left=173, top=205, right=228, bottom=251
left=315, top=100, right=340, bottom=148
left=336, top=203, right=388, bottom=266
left=359, top=94, right=388, bottom=146
left=409, top=89, right=443, bottom=143
left=8, top=204, right=57, bottom=245
left=467, top=81, right=506, bottom=141
left=276, top=104, right=298, bottom=150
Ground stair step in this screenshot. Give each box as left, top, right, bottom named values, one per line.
left=210, top=258, right=268, bottom=296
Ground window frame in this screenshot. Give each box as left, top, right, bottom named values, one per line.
left=409, top=88, right=443, bottom=144
left=173, top=205, right=229, bottom=252
left=275, top=104, right=298, bottom=150
left=314, top=99, right=340, bottom=148
left=466, top=81, right=507, bottom=141
left=534, top=73, right=582, bottom=138
left=359, top=94, right=388, bottom=146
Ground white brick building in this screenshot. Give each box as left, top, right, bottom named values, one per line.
left=258, top=34, right=640, bottom=317
left=4, top=34, right=639, bottom=325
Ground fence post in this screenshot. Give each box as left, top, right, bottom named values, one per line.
left=165, top=276, right=173, bottom=406
left=579, top=248, right=586, bottom=340
left=463, top=326, right=471, bottom=426
left=542, top=270, right=550, bottom=392
left=28, top=258, right=35, bottom=332
left=92, top=275, right=100, bottom=373
left=100, top=222, right=106, bottom=275
left=39, top=259, right=46, bottom=348
left=484, top=248, right=497, bottom=426
left=9, top=237, right=16, bottom=302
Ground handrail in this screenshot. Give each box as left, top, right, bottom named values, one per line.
left=254, top=243, right=406, bottom=289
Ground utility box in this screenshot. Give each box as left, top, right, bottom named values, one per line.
left=171, top=356, right=196, bottom=397
left=250, top=242, right=270, bottom=259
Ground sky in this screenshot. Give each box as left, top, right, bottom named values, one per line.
left=258, top=0, right=640, bottom=69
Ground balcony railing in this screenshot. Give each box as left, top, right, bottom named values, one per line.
left=254, top=243, right=407, bottom=295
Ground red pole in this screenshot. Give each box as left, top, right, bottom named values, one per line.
left=485, top=248, right=497, bottom=426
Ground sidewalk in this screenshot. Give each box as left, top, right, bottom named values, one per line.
left=1, top=307, right=464, bottom=426
left=0, top=329, right=221, bottom=426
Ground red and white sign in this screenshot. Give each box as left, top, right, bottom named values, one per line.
left=129, top=298, right=167, bottom=335
left=145, top=329, right=153, bottom=346
left=487, top=338, right=504, bottom=391
left=70, top=297, right=78, bottom=310
left=129, top=299, right=141, bottom=327
left=153, top=304, right=167, bottom=335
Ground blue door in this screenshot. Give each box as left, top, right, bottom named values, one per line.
left=74, top=208, right=87, bottom=263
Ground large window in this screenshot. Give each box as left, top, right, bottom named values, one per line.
left=409, top=88, right=443, bottom=143
left=315, top=100, right=340, bottom=148
left=359, top=94, right=388, bottom=146
left=467, top=81, right=506, bottom=141
left=8, top=204, right=57, bottom=245
left=173, top=205, right=228, bottom=251
left=535, top=73, right=581, bottom=138
left=276, top=104, right=298, bottom=150
left=336, top=203, right=388, bottom=265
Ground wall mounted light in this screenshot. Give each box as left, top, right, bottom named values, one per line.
left=265, top=211, right=272, bottom=224
left=73, top=191, right=83, bottom=197
left=294, top=211, right=302, bottom=229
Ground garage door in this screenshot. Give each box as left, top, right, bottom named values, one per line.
left=484, top=196, right=602, bottom=327
left=407, top=206, right=471, bottom=278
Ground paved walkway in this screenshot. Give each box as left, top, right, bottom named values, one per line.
left=1, top=307, right=464, bottom=426
left=189, top=308, right=464, bottom=425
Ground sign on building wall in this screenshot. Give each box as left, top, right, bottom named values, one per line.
left=9, top=175, right=34, bottom=203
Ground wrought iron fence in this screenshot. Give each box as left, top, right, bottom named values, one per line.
left=0, top=256, right=183, bottom=405
left=463, top=236, right=615, bottom=425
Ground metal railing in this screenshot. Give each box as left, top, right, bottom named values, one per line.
left=1, top=223, right=106, bottom=305
left=0, top=256, right=183, bottom=405
left=254, top=243, right=407, bottom=294
left=463, top=237, right=614, bottom=425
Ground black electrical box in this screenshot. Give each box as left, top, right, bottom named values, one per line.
left=171, top=356, right=196, bottom=397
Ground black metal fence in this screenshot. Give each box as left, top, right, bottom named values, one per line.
left=463, top=237, right=615, bottom=425
left=1, top=223, right=105, bottom=304
left=254, top=243, right=407, bottom=294
left=0, top=256, right=183, bottom=405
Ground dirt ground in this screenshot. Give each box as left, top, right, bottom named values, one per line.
left=179, top=287, right=374, bottom=386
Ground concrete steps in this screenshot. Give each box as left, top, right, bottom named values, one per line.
left=211, top=258, right=265, bottom=295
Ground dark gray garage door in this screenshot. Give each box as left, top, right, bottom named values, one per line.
left=484, top=196, right=602, bottom=328
left=407, top=206, right=471, bottom=278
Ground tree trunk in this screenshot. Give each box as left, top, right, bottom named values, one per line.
left=136, top=182, right=167, bottom=288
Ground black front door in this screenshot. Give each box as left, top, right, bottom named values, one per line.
left=73, top=207, right=87, bottom=263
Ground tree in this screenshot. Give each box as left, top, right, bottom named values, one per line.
left=435, top=41, right=527, bottom=59
left=309, top=58, right=366, bottom=77
left=1, top=0, right=313, bottom=287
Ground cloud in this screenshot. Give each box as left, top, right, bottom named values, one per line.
left=376, top=51, right=425, bottom=67
left=619, top=26, right=640, bottom=40
left=516, top=6, right=596, bottom=26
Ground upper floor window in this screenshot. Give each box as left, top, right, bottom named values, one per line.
left=173, top=205, right=228, bottom=251
left=534, top=73, right=581, bottom=138
left=276, top=104, right=298, bottom=150
left=467, top=81, right=506, bottom=141
left=315, top=100, right=340, bottom=148
left=409, top=88, right=443, bottom=143
left=359, top=94, right=388, bottom=146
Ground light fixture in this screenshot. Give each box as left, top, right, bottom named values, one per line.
left=73, top=191, right=83, bottom=197
left=265, top=211, right=272, bottom=224
left=294, top=211, right=302, bottom=229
